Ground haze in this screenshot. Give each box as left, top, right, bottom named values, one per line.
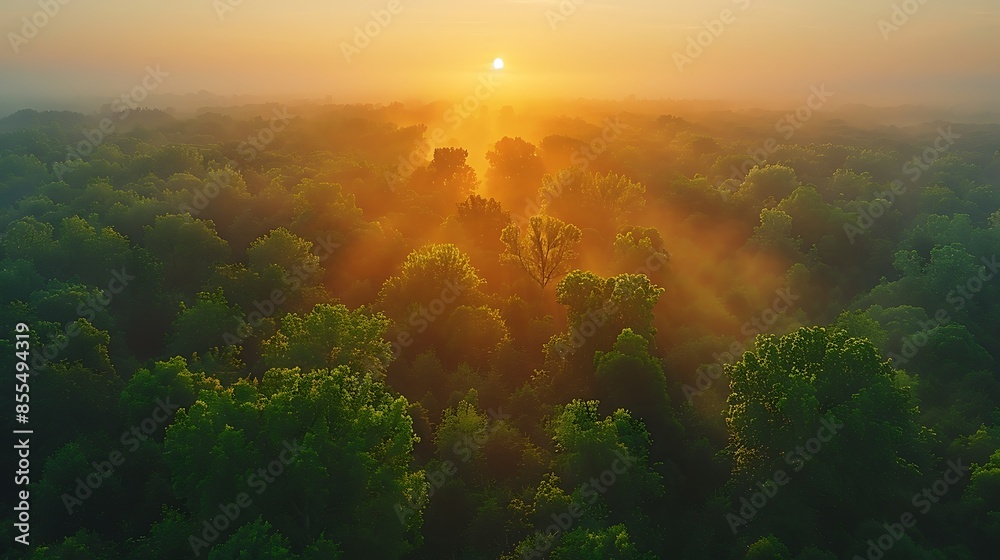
left=1, top=0, right=998, bottom=115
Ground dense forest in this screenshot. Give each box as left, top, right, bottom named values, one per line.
left=1, top=101, right=999, bottom=559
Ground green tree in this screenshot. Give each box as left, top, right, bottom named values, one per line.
left=546, top=172, right=646, bottom=238
left=833, top=309, right=889, bottom=351
left=0, top=153, right=52, bottom=206
left=550, top=400, right=664, bottom=509
left=32, top=359, right=121, bottom=456
left=554, top=270, right=663, bottom=345
left=2, top=216, right=59, bottom=273
left=434, top=398, right=490, bottom=465
left=594, top=329, right=682, bottom=449
left=29, top=530, right=120, bottom=560
left=54, top=319, right=117, bottom=377
left=449, top=194, right=511, bottom=253
left=485, top=137, right=546, bottom=210
left=613, top=226, right=669, bottom=273
left=246, top=227, right=321, bottom=280
left=744, top=535, right=792, bottom=560
left=426, top=147, right=479, bottom=200
left=748, top=208, right=801, bottom=257
left=129, top=509, right=200, bottom=560
left=0, top=259, right=44, bottom=303
left=961, top=450, right=1000, bottom=556
left=726, top=327, right=932, bottom=541
left=165, top=366, right=423, bottom=559
left=56, top=216, right=134, bottom=285
left=501, top=214, right=582, bottom=289
left=261, top=304, right=392, bottom=374
left=444, top=305, right=510, bottom=367
left=550, top=525, right=658, bottom=560
left=378, top=244, right=484, bottom=322
left=735, top=164, right=800, bottom=205
left=290, top=178, right=363, bottom=241
left=208, top=518, right=297, bottom=560
left=143, top=214, right=230, bottom=294
left=989, top=209, right=1000, bottom=228
left=168, top=289, right=244, bottom=357
left=545, top=400, right=666, bottom=552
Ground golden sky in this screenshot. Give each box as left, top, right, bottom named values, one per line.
left=1, top=0, right=998, bottom=109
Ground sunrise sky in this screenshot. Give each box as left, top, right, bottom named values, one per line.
left=1, top=0, right=998, bottom=111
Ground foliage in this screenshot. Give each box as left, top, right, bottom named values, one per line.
left=3, top=104, right=998, bottom=560
left=501, top=214, right=582, bottom=289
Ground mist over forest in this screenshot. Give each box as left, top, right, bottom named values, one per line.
left=1, top=95, right=999, bottom=559
left=3, top=0, right=1000, bottom=558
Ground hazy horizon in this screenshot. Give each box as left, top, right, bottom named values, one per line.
left=2, top=0, right=998, bottom=115
left=4, top=2, right=1000, bottom=559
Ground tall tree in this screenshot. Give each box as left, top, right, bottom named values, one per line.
left=261, top=303, right=392, bottom=374
left=378, top=243, right=484, bottom=322
left=143, top=213, right=230, bottom=295
left=450, top=194, right=511, bottom=254
left=725, top=327, right=933, bottom=545
left=501, top=214, right=582, bottom=289
left=546, top=172, right=646, bottom=239
left=485, top=137, right=546, bottom=211
left=427, top=147, right=478, bottom=199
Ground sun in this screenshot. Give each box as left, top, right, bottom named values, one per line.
left=493, top=57, right=505, bottom=70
